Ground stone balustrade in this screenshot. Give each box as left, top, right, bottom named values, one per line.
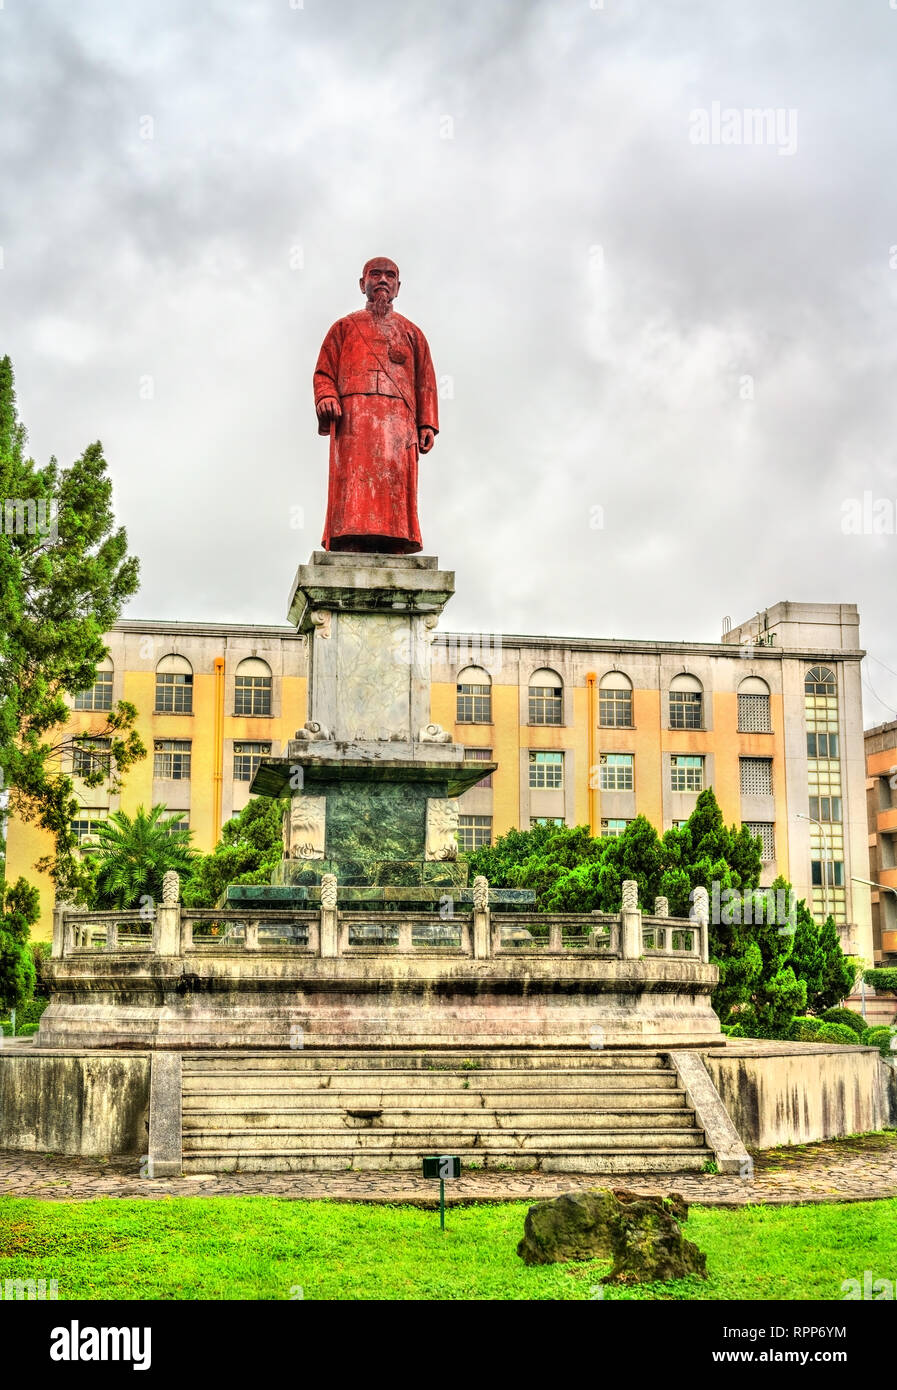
left=52, top=879, right=709, bottom=964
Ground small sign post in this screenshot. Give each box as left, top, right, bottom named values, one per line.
left=422, top=1155, right=461, bottom=1230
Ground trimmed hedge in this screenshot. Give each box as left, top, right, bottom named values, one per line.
left=815, top=1022, right=862, bottom=1046
left=862, top=1026, right=897, bottom=1057
left=0, top=995, right=48, bottom=1035
left=820, top=1007, right=867, bottom=1037
left=790, top=1016, right=824, bottom=1042
left=864, top=969, right=897, bottom=994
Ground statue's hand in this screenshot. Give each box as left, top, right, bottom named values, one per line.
left=418, top=427, right=435, bottom=454
left=316, top=396, right=342, bottom=422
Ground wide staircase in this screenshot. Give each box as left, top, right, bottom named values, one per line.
left=181, top=1050, right=713, bottom=1174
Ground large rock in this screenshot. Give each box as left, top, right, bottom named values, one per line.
left=608, top=1195, right=707, bottom=1285
left=516, top=1187, right=705, bottom=1286
left=516, top=1190, right=622, bottom=1266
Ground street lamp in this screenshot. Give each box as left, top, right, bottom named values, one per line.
left=796, top=812, right=830, bottom=921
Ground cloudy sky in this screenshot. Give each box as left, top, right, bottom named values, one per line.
left=2, top=0, right=896, bottom=719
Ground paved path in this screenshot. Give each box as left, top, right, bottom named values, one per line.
left=1, top=1132, right=895, bottom=1206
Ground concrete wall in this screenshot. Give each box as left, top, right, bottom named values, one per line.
left=704, top=1041, right=892, bottom=1148
left=0, top=1051, right=150, bottom=1156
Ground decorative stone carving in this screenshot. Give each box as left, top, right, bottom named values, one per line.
left=654, top=896, right=670, bottom=918
left=621, top=880, right=638, bottom=913
left=320, top=873, right=338, bottom=910
left=691, top=886, right=710, bottom=926
left=310, top=610, right=332, bottom=639
left=161, top=871, right=180, bottom=906
left=287, top=795, right=326, bottom=860
left=418, top=723, right=452, bottom=743
left=425, top=798, right=460, bottom=862
left=472, top=875, right=489, bottom=912
left=294, top=720, right=333, bottom=741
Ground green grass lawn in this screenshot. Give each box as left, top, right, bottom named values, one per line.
left=1, top=1196, right=895, bottom=1300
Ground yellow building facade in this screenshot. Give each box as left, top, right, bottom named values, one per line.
left=5, top=601, right=874, bottom=960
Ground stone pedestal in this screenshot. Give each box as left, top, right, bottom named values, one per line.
left=246, top=552, right=496, bottom=898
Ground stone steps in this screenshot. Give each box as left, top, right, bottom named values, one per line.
left=179, top=1049, right=713, bottom=1174
left=183, top=1089, right=686, bottom=1112
left=182, top=1050, right=673, bottom=1072
left=183, top=1108, right=699, bottom=1132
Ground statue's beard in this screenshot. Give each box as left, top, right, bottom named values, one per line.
left=369, top=289, right=392, bottom=317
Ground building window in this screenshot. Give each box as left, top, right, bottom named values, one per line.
left=155, top=654, right=194, bottom=713
left=804, top=665, right=838, bottom=734
left=456, top=666, right=492, bottom=723
left=235, top=658, right=272, bottom=716
left=531, top=817, right=565, bottom=828
left=807, top=732, right=839, bottom=758
left=671, top=820, right=690, bottom=829
left=73, top=663, right=113, bottom=711
left=233, top=741, right=272, bottom=782
left=528, top=669, right=563, bottom=725
left=601, top=818, right=630, bottom=839
left=738, top=692, right=771, bottom=733
left=70, top=812, right=107, bottom=845
left=669, top=675, right=703, bottom=729
left=529, top=751, right=564, bottom=789
left=808, top=795, right=842, bottom=824
left=811, top=860, right=845, bottom=888
left=670, top=755, right=703, bottom=793
left=807, top=759, right=842, bottom=797
left=599, top=671, right=633, bottom=728
left=744, top=821, right=776, bottom=861
left=740, top=757, right=773, bottom=796
left=464, top=747, right=494, bottom=789
left=163, top=813, right=190, bottom=836
left=72, top=737, right=111, bottom=778
left=805, top=666, right=837, bottom=697
left=457, top=815, right=492, bottom=850
left=154, top=739, right=192, bottom=779
left=599, top=752, right=634, bottom=791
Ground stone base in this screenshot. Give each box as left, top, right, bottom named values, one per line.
left=37, top=954, right=724, bottom=1050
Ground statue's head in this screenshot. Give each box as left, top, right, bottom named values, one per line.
left=360, top=257, right=400, bottom=312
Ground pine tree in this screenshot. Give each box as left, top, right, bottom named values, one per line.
left=0, top=357, right=144, bottom=902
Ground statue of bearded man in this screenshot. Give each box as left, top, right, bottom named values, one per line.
left=313, top=257, right=439, bottom=554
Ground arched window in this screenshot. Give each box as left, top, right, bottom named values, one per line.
left=74, top=654, right=113, bottom=711
left=235, top=657, right=272, bottom=716
left=669, top=673, right=703, bottom=730
left=456, top=666, right=491, bottom=724
left=805, top=666, right=836, bottom=696
left=155, top=654, right=193, bottom=714
left=737, top=675, right=771, bottom=733
left=528, top=668, right=563, bottom=725
left=599, top=670, right=633, bottom=728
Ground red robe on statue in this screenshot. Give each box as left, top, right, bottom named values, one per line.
left=313, top=304, right=439, bottom=553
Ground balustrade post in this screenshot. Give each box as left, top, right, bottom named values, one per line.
left=51, top=901, right=69, bottom=958
left=620, top=880, right=642, bottom=959
left=319, top=874, right=339, bottom=957
left=548, top=922, right=563, bottom=952
left=244, top=921, right=259, bottom=951
left=397, top=920, right=413, bottom=953
left=472, top=876, right=491, bottom=959
left=654, top=896, right=669, bottom=918
left=692, top=885, right=710, bottom=962
left=105, top=919, right=119, bottom=952
left=153, top=871, right=182, bottom=956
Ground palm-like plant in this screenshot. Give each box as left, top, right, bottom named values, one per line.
left=88, top=804, right=196, bottom=909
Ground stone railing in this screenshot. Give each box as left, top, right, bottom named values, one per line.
left=52, top=878, right=710, bottom=964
